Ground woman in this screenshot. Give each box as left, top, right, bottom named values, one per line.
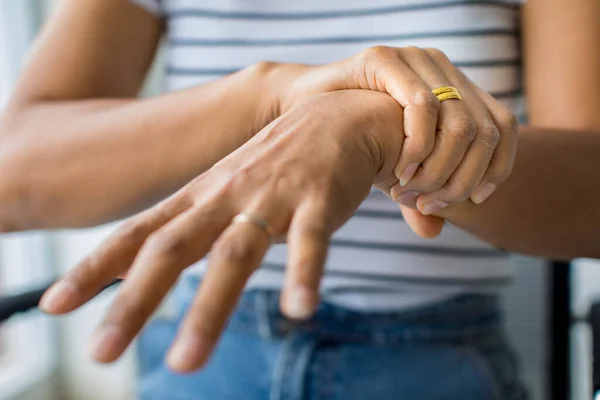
left=2, top=0, right=600, bottom=399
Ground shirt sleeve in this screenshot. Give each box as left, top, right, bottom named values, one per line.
left=128, top=0, right=163, bottom=17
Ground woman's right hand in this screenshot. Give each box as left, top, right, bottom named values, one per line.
left=265, top=46, right=518, bottom=224
left=40, top=89, right=405, bottom=372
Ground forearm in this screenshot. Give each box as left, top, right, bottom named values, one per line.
left=0, top=64, right=277, bottom=230
left=439, top=126, right=600, bottom=260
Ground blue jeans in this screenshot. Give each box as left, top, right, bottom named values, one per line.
left=138, top=277, right=528, bottom=400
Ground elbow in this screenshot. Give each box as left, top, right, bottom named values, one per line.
left=0, top=115, right=45, bottom=232
left=0, top=165, right=37, bottom=233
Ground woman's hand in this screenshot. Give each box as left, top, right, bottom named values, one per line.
left=272, top=46, right=518, bottom=219
left=40, top=90, right=404, bottom=373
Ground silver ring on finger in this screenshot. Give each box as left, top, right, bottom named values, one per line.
left=232, top=212, right=274, bottom=239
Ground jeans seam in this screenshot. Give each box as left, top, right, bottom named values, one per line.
left=256, top=290, right=275, bottom=339
left=271, top=335, right=295, bottom=400
left=291, top=337, right=317, bottom=400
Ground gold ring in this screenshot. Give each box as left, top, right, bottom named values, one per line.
left=232, top=213, right=274, bottom=238
left=432, top=86, right=462, bottom=102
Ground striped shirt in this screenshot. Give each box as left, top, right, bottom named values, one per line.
left=131, top=0, right=525, bottom=310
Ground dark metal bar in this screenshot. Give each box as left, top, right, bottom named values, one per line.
left=0, top=279, right=120, bottom=323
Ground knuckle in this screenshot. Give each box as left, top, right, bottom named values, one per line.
left=409, top=140, right=435, bottom=162
left=427, top=178, right=447, bottom=192
left=146, top=233, right=188, bottom=261
left=233, top=165, right=253, bottom=182
left=424, top=47, right=448, bottom=62
left=248, top=61, right=280, bottom=76
left=421, top=171, right=447, bottom=191
left=489, top=160, right=514, bottom=184
left=401, top=46, right=423, bottom=56
left=362, top=45, right=395, bottom=61
left=411, top=89, right=440, bottom=114
left=118, top=219, right=149, bottom=243
left=446, top=114, right=476, bottom=142
left=108, top=294, right=153, bottom=324
left=479, top=123, right=501, bottom=148
left=425, top=48, right=450, bottom=65
left=446, top=182, right=477, bottom=203
left=67, top=267, right=93, bottom=292
left=219, top=167, right=253, bottom=194
left=498, top=108, right=519, bottom=133
left=299, top=221, right=330, bottom=240
left=80, top=251, right=103, bottom=274
left=213, top=238, right=255, bottom=265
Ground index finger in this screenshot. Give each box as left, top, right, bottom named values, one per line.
left=39, top=195, right=192, bottom=314
left=88, top=202, right=232, bottom=364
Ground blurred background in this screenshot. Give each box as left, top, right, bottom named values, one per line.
left=0, top=1, right=597, bottom=400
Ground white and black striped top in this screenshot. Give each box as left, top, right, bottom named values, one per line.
left=131, top=0, right=525, bottom=310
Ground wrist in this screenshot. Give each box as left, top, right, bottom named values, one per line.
left=352, top=91, right=405, bottom=181
left=244, top=62, right=314, bottom=117
left=305, top=90, right=403, bottom=183
left=227, top=63, right=279, bottom=134
left=238, top=61, right=306, bottom=131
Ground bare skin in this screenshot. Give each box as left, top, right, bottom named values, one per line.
left=0, top=0, right=596, bottom=373
left=0, top=0, right=516, bottom=232
left=41, top=91, right=600, bottom=375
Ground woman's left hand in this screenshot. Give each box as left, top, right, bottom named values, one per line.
left=40, top=90, right=405, bottom=373
left=279, top=46, right=518, bottom=219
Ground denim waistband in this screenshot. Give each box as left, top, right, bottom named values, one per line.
left=173, top=277, right=502, bottom=345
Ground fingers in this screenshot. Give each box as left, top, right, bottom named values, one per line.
left=39, top=196, right=192, bottom=315
left=413, top=50, right=511, bottom=211
left=166, top=224, right=268, bottom=372
left=399, top=205, right=445, bottom=239
left=415, top=85, right=497, bottom=212
left=353, top=46, right=513, bottom=212
left=88, top=202, right=232, bottom=364
left=468, top=81, right=519, bottom=204
left=393, top=47, right=476, bottom=189
left=356, top=46, right=478, bottom=189
left=356, top=47, right=439, bottom=184
left=402, top=101, right=476, bottom=200
left=166, top=205, right=284, bottom=372
left=280, top=200, right=331, bottom=320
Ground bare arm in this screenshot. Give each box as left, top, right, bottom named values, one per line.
left=0, top=0, right=276, bottom=229
left=441, top=127, right=600, bottom=260
left=0, top=0, right=528, bottom=233
left=436, top=0, right=600, bottom=259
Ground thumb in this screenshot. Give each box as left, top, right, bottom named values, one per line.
left=399, top=205, right=445, bottom=239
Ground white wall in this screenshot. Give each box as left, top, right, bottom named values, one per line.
left=53, top=226, right=137, bottom=400
left=1, top=2, right=57, bottom=399
left=6, top=2, right=166, bottom=398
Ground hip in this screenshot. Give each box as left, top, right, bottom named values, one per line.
left=137, top=277, right=528, bottom=400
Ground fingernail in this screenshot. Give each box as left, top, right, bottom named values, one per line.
left=421, top=200, right=448, bottom=215
left=399, top=163, right=419, bottom=186
left=89, top=325, right=127, bottom=363
left=167, top=334, right=209, bottom=372
left=395, top=190, right=420, bottom=205
left=284, top=286, right=314, bottom=320
left=471, top=182, right=497, bottom=204
left=39, top=281, right=79, bottom=313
